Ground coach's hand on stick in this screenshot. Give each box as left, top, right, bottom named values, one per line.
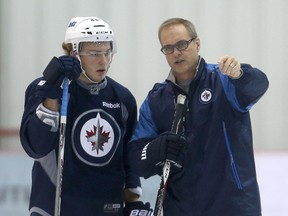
left=143, top=132, right=187, bottom=171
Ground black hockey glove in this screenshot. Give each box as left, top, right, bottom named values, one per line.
left=58, top=55, right=82, bottom=80
left=123, top=201, right=153, bottom=216
left=144, top=131, right=187, bottom=170
left=36, top=56, right=81, bottom=99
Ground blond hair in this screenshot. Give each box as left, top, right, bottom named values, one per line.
left=62, top=42, right=73, bottom=55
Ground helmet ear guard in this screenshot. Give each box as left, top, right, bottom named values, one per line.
left=64, top=17, right=117, bottom=54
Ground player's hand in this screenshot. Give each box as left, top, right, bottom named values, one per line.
left=218, top=55, right=242, bottom=79
left=36, top=56, right=81, bottom=99
left=58, top=55, right=82, bottom=81
left=123, top=201, right=153, bottom=216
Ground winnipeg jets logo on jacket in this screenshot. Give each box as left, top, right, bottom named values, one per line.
left=72, top=109, right=121, bottom=166
left=200, top=88, right=212, bottom=104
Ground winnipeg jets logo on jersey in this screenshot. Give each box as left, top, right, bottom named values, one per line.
left=85, top=118, right=110, bottom=154
left=199, top=88, right=212, bottom=104
left=72, top=109, right=121, bottom=166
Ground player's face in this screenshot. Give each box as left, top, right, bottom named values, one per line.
left=79, top=42, right=113, bottom=83
left=160, top=24, right=200, bottom=81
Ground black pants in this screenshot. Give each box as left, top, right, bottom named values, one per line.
left=30, top=213, right=42, bottom=216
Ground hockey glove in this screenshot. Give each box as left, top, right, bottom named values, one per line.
left=36, top=56, right=81, bottom=99
left=58, top=55, right=82, bottom=81
left=144, top=132, right=187, bottom=170
left=123, top=201, right=153, bottom=216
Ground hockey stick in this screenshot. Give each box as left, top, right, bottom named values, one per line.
left=153, top=94, right=187, bottom=216
left=54, top=78, right=69, bottom=216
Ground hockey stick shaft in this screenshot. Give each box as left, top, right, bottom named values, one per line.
left=54, top=78, right=69, bottom=216
left=154, top=94, right=187, bottom=216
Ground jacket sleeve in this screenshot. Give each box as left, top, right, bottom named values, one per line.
left=122, top=89, right=143, bottom=196
left=219, top=63, right=269, bottom=112
left=127, top=97, right=162, bottom=179
left=20, top=78, right=59, bottom=159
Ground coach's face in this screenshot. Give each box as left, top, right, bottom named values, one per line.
left=160, top=23, right=200, bottom=81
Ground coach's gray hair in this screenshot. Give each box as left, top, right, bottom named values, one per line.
left=158, top=18, right=198, bottom=45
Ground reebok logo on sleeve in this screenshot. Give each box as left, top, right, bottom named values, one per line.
left=37, top=80, right=46, bottom=86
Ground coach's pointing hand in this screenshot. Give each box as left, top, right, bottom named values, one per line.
left=218, top=55, right=242, bottom=79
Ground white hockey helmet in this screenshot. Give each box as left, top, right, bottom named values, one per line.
left=64, top=17, right=117, bottom=54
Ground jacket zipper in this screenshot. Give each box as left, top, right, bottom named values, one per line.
left=222, top=121, right=243, bottom=190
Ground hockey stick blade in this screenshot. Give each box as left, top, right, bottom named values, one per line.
left=153, top=94, right=187, bottom=216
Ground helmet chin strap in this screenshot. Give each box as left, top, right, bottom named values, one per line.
left=75, top=53, right=100, bottom=84
left=82, top=70, right=99, bottom=84
left=82, top=63, right=111, bottom=84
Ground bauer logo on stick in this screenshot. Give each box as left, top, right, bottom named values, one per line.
left=129, top=209, right=152, bottom=216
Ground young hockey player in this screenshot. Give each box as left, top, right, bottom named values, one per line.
left=20, top=16, right=152, bottom=216
left=128, top=17, right=269, bottom=216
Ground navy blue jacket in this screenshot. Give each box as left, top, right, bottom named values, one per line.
left=129, top=57, right=269, bottom=216
left=20, top=76, right=140, bottom=216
